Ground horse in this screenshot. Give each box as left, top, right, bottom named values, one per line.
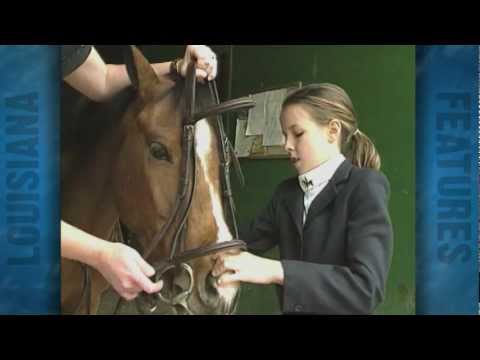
left=61, top=45, right=254, bottom=315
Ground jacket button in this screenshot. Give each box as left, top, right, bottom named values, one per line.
left=294, top=305, right=303, bottom=312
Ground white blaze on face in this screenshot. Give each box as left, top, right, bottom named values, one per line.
left=195, top=119, right=238, bottom=307
left=195, top=119, right=234, bottom=244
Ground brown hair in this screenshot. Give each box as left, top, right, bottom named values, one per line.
left=282, top=83, right=381, bottom=170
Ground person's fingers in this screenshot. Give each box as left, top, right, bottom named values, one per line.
left=197, top=58, right=217, bottom=81
left=212, top=255, right=240, bottom=277
left=213, top=254, right=234, bottom=275
left=188, top=45, right=217, bottom=80
left=186, top=45, right=205, bottom=65
left=205, top=63, right=214, bottom=79
left=211, top=258, right=225, bottom=277
left=202, top=50, right=217, bottom=80
left=217, top=272, right=241, bottom=287
left=131, top=267, right=162, bottom=295
left=134, top=252, right=156, bottom=278
left=113, top=279, right=141, bottom=300
left=182, top=45, right=218, bottom=81
left=191, top=45, right=213, bottom=61
left=195, top=57, right=210, bottom=70
left=196, top=68, right=209, bottom=83
left=222, top=257, right=240, bottom=272
left=126, top=249, right=163, bottom=293
left=209, top=60, right=218, bottom=81
left=150, top=280, right=164, bottom=294
left=117, top=273, right=162, bottom=298
left=121, top=290, right=139, bottom=301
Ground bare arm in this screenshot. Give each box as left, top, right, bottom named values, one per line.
left=63, top=47, right=173, bottom=102
left=61, top=220, right=109, bottom=268
left=61, top=220, right=163, bottom=300
left=63, top=45, right=218, bottom=102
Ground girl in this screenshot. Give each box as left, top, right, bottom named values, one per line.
left=212, top=83, right=394, bottom=314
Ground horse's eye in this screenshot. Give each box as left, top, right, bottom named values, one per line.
left=150, top=142, right=170, bottom=161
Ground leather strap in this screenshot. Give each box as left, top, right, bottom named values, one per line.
left=173, top=239, right=247, bottom=264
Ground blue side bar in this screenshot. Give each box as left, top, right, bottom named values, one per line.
left=0, top=45, right=60, bottom=314
left=416, top=45, right=479, bottom=314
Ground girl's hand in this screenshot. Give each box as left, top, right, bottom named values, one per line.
left=211, top=252, right=284, bottom=287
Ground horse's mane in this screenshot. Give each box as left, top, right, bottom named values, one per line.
left=61, top=84, right=136, bottom=182
left=61, top=84, right=136, bottom=151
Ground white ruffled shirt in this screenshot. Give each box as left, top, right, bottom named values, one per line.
left=298, top=153, right=346, bottom=224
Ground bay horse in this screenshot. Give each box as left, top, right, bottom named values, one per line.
left=61, top=46, right=254, bottom=315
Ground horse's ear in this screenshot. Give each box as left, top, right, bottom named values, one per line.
left=123, top=45, right=158, bottom=97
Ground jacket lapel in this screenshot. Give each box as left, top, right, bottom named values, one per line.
left=282, top=182, right=304, bottom=239
left=304, top=160, right=353, bottom=229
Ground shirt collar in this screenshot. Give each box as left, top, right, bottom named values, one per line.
left=298, top=153, right=346, bottom=193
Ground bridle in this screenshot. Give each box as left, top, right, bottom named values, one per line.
left=76, top=62, right=255, bottom=315
left=134, top=62, right=254, bottom=314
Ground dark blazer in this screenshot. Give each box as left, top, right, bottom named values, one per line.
left=241, top=159, right=393, bottom=315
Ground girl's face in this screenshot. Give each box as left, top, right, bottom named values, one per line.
left=281, top=105, right=341, bottom=175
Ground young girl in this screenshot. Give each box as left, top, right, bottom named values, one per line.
left=212, top=83, right=394, bottom=315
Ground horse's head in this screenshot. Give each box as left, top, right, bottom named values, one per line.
left=111, top=46, right=247, bottom=315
